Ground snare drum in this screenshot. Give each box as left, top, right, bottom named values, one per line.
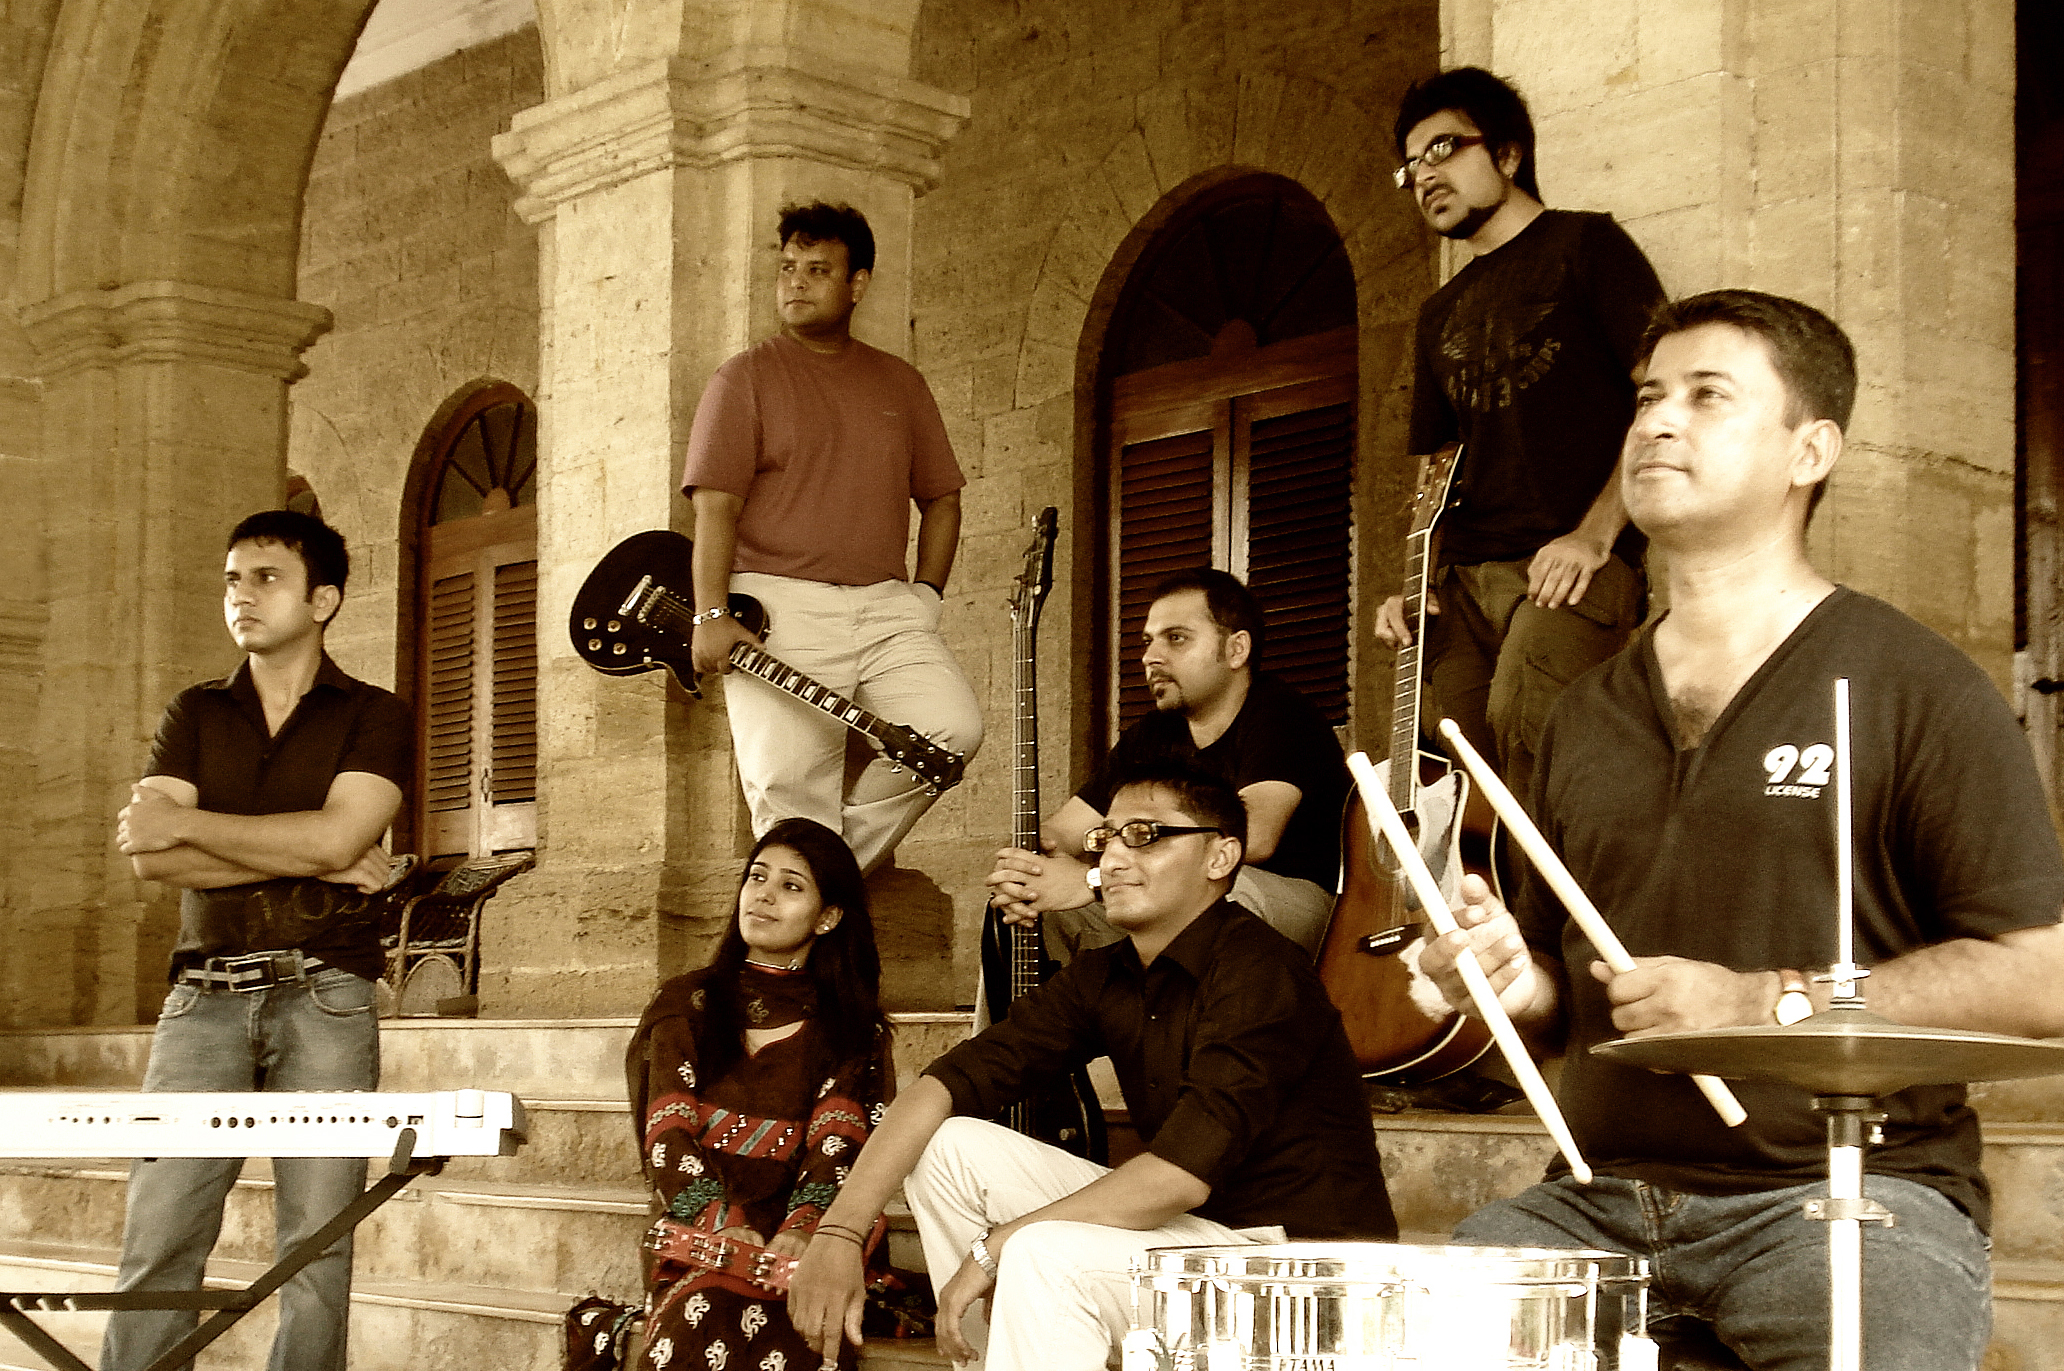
left=1124, top=1242, right=1650, bottom=1371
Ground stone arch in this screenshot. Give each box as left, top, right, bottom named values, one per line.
left=961, top=68, right=1428, bottom=762
left=19, top=0, right=380, bottom=306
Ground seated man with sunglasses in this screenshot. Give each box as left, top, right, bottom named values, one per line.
left=788, top=762, right=1396, bottom=1371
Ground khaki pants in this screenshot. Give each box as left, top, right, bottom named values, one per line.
left=1423, top=554, right=1644, bottom=808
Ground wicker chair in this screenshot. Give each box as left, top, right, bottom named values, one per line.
left=382, top=850, right=535, bottom=1017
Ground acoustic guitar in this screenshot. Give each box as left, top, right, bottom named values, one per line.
left=1318, top=447, right=1494, bottom=1084
left=569, top=530, right=966, bottom=796
left=978, top=509, right=1107, bottom=1161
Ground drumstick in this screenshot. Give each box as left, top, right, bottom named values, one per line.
left=1435, top=719, right=1750, bottom=1129
left=1346, top=751, right=1593, bottom=1185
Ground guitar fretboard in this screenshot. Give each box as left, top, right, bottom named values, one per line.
left=1010, top=613, right=1040, bottom=1003
left=640, top=585, right=901, bottom=745
left=1387, top=524, right=1433, bottom=813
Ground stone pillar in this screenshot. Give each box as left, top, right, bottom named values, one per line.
left=12, top=281, right=330, bottom=1026
left=1445, top=0, right=2015, bottom=681
left=489, top=36, right=968, bottom=1014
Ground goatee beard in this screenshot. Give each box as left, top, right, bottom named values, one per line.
left=1437, top=202, right=1498, bottom=241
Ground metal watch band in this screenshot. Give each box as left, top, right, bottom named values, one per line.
left=970, top=1229, right=999, bottom=1279
left=688, top=605, right=730, bottom=626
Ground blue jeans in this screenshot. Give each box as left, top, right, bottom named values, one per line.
left=100, top=969, right=379, bottom=1371
left=1452, top=1174, right=1991, bottom=1371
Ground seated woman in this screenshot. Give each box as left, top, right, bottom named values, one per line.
left=569, top=818, right=893, bottom=1371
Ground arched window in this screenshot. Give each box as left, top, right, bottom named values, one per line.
left=1099, top=176, right=1358, bottom=741
left=413, top=383, right=538, bottom=859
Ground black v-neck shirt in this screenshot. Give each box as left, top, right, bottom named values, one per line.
left=1521, top=588, right=2064, bottom=1231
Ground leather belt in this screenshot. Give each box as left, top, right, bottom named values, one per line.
left=176, top=950, right=327, bottom=993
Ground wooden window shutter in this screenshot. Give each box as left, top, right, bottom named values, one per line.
left=425, top=571, right=477, bottom=832
left=1111, top=418, right=1219, bottom=731
left=490, top=559, right=539, bottom=805
left=1242, top=379, right=1354, bottom=723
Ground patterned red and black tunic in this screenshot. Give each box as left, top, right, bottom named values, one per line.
left=602, top=963, right=891, bottom=1371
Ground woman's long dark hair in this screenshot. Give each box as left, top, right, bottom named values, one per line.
left=693, top=818, right=888, bottom=1083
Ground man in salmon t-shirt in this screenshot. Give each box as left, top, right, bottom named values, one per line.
left=682, top=201, right=983, bottom=872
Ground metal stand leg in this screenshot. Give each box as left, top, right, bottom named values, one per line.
left=1804, top=1097, right=1895, bottom=1371
left=0, top=1131, right=442, bottom=1371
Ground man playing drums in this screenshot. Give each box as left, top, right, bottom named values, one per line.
left=1422, top=290, right=2064, bottom=1369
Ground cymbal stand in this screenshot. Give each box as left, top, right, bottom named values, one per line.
left=1810, top=680, right=1890, bottom=1371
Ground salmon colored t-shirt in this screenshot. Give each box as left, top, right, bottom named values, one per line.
left=680, top=333, right=965, bottom=586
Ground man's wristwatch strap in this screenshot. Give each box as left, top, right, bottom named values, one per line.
left=970, top=1228, right=1000, bottom=1278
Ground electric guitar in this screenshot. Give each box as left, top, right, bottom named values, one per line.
left=979, top=510, right=1107, bottom=1161
left=570, top=530, right=966, bottom=795
left=1317, top=447, right=1494, bottom=1084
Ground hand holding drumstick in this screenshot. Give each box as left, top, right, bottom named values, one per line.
left=1435, top=719, right=1749, bottom=1128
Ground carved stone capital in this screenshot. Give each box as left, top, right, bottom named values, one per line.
left=493, top=51, right=971, bottom=223
left=18, top=281, right=333, bottom=382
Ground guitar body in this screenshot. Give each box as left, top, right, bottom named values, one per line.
left=568, top=530, right=764, bottom=698
left=570, top=529, right=965, bottom=793
left=1318, top=757, right=1494, bottom=1085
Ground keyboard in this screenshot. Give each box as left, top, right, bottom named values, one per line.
left=0, top=1090, right=526, bottom=1159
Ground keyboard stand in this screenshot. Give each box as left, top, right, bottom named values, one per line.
left=0, top=1128, right=447, bottom=1371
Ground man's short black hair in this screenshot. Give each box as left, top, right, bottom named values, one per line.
left=778, top=201, right=876, bottom=275
left=1638, top=289, right=1856, bottom=519
left=227, top=510, right=350, bottom=605
left=1392, top=66, right=1541, bottom=201
left=1106, top=760, right=1248, bottom=853
left=1151, top=567, right=1266, bottom=658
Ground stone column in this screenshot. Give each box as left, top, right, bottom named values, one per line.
left=10, top=281, right=330, bottom=1026
left=489, top=41, right=968, bottom=1014
left=1445, top=0, right=2015, bottom=681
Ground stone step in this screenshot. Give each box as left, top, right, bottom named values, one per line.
left=0, top=1241, right=942, bottom=1371
left=0, top=1012, right=974, bottom=1101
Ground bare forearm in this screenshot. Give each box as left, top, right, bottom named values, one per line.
left=1812, top=929, right=2064, bottom=1038
left=132, top=844, right=272, bottom=889
left=690, top=490, right=742, bottom=611
left=993, top=1153, right=1209, bottom=1249
left=1568, top=477, right=1627, bottom=554
left=817, top=1077, right=955, bottom=1232
left=912, top=492, right=960, bottom=589
left=164, top=807, right=372, bottom=878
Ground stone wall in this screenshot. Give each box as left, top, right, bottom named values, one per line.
left=905, top=0, right=1442, bottom=993
left=291, top=24, right=545, bottom=689
left=1447, top=0, right=2017, bottom=681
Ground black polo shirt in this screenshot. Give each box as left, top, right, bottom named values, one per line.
left=145, top=654, right=412, bottom=983
left=926, top=899, right=1396, bottom=1240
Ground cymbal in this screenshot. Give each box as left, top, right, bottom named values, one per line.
left=1590, top=1008, right=2064, bottom=1095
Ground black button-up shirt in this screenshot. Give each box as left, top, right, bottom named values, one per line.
left=145, top=654, right=412, bottom=982
left=926, top=900, right=1396, bottom=1240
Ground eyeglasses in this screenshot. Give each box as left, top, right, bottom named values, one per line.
left=1392, top=134, right=1487, bottom=190
left=1082, top=821, right=1222, bottom=852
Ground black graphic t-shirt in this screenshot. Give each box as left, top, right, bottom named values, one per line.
left=1520, top=589, right=2064, bottom=1232
left=1409, top=209, right=1665, bottom=567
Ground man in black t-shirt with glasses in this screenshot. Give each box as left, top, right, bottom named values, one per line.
left=987, top=568, right=1348, bottom=960
left=1374, top=67, right=1664, bottom=807
left=1421, top=291, right=2064, bottom=1369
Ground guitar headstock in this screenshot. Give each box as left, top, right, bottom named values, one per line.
left=1408, top=444, right=1464, bottom=538
left=1010, top=507, right=1059, bottom=633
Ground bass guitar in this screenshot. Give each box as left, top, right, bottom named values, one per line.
left=570, top=530, right=966, bottom=795
left=979, top=509, right=1107, bottom=1161
left=1318, top=447, right=1494, bottom=1084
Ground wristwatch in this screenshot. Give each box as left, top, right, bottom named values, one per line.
left=1773, top=969, right=1814, bottom=1026
left=688, top=605, right=731, bottom=627
left=970, top=1228, right=1000, bottom=1279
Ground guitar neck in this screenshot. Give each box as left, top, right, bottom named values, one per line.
left=1387, top=525, right=1434, bottom=810
left=642, top=586, right=902, bottom=749
left=1009, top=618, right=1041, bottom=1004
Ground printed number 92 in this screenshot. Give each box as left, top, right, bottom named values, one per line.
left=1764, top=743, right=1833, bottom=786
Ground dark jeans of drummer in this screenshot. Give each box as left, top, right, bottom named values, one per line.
left=1452, top=1173, right=1990, bottom=1371
left=100, top=969, right=379, bottom=1371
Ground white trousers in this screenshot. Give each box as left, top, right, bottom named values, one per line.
left=725, top=572, right=983, bottom=872
left=905, top=1118, right=1275, bottom=1371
